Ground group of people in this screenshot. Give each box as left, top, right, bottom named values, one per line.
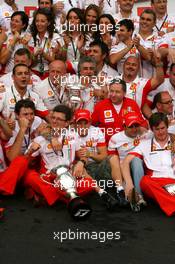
left=0, top=0, right=175, bottom=218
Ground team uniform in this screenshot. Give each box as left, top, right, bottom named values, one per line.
left=110, top=43, right=139, bottom=75
left=0, top=84, right=49, bottom=118
left=23, top=129, right=94, bottom=206
left=154, top=14, right=175, bottom=35
left=28, top=32, right=62, bottom=79
left=114, top=12, right=140, bottom=30
left=0, top=72, right=40, bottom=91
left=0, top=3, right=20, bottom=31
left=92, top=97, right=147, bottom=142
left=1, top=31, right=27, bottom=74
left=33, top=77, right=69, bottom=110
left=129, top=136, right=175, bottom=216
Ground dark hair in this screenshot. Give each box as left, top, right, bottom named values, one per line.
left=38, top=0, right=53, bottom=5
left=98, top=14, right=116, bottom=36
left=109, top=78, right=127, bottom=93
left=15, top=99, right=35, bottom=115
left=14, top=48, right=31, bottom=60
left=12, top=63, right=29, bottom=75
left=152, top=92, right=162, bottom=109
left=141, top=9, right=156, bottom=23
left=78, top=56, right=96, bottom=75
left=53, top=105, right=73, bottom=121
left=118, top=19, right=134, bottom=32
left=11, top=11, right=29, bottom=31
left=30, top=8, right=55, bottom=46
left=66, top=8, right=84, bottom=25
left=149, top=112, right=169, bottom=129
left=84, top=4, right=101, bottom=24
left=89, top=40, right=109, bottom=56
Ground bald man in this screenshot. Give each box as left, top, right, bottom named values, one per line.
left=33, top=60, right=69, bottom=110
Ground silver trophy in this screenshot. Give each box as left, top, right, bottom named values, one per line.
left=67, top=83, right=82, bottom=110
left=51, top=165, right=92, bottom=219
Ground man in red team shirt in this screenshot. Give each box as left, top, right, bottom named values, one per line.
left=92, top=78, right=147, bottom=142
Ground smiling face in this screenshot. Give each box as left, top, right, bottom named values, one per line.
left=89, top=45, right=105, bottom=64
left=139, top=12, right=155, bottom=33
left=118, top=0, right=135, bottom=13
left=10, top=14, right=25, bottom=33
left=123, top=56, right=139, bottom=78
left=85, top=9, right=98, bottom=26
left=152, top=0, right=167, bottom=16
left=35, top=13, right=49, bottom=34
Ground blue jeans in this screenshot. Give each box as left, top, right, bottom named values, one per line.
left=130, top=157, right=144, bottom=195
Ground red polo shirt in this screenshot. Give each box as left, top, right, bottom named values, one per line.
left=92, top=97, right=147, bottom=143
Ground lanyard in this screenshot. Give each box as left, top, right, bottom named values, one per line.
left=24, top=128, right=31, bottom=149
left=68, top=0, right=73, bottom=7
left=11, top=86, right=30, bottom=103
left=106, top=0, right=111, bottom=7
left=48, top=78, right=64, bottom=103
left=155, top=14, right=168, bottom=32
left=151, top=138, right=171, bottom=152
left=71, top=39, right=78, bottom=61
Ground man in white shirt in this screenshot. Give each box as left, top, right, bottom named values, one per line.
left=151, top=0, right=175, bottom=36
left=0, top=0, right=19, bottom=31
left=122, top=112, right=175, bottom=216
left=74, top=108, right=128, bottom=207
left=33, top=60, right=69, bottom=110
left=0, top=64, right=49, bottom=119
left=0, top=48, right=40, bottom=91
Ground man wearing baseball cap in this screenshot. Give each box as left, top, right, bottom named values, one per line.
left=108, top=111, right=150, bottom=211
left=74, top=109, right=128, bottom=208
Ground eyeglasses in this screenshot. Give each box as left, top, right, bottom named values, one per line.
left=51, top=116, right=66, bottom=122
left=160, top=99, right=174, bottom=105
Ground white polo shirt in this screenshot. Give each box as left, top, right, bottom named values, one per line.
left=0, top=3, right=20, bottom=31
left=129, top=136, right=175, bottom=178
left=98, top=63, right=118, bottom=85
left=33, top=77, right=69, bottom=110
left=154, top=14, right=175, bottom=34
left=0, top=72, right=40, bottom=92
left=30, top=129, right=81, bottom=173
left=124, top=75, right=152, bottom=108
left=136, top=32, right=160, bottom=78
left=2, top=31, right=27, bottom=73
left=108, top=130, right=151, bottom=161
left=114, top=12, right=140, bottom=30
left=0, top=84, right=49, bottom=118
left=78, top=125, right=106, bottom=163
left=110, top=42, right=139, bottom=75
left=28, top=32, right=62, bottom=73
left=5, top=116, right=43, bottom=154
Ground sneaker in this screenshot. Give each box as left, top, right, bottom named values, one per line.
left=128, top=188, right=141, bottom=213
left=101, top=192, right=118, bottom=210
left=116, top=190, right=129, bottom=207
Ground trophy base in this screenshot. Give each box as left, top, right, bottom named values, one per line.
left=67, top=197, right=92, bottom=220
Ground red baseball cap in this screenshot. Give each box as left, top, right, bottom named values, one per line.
left=74, top=109, right=91, bottom=122
left=123, top=112, right=142, bottom=127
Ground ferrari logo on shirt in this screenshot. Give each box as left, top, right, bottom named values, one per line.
left=133, top=138, right=140, bottom=147
left=47, top=143, right=52, bottom=149
left=63, top=138, right=68, bottom=145
left=4, top=12, right=10, bottom=17
left=104, top=110, right=112, bottom=118
left=130, top=46, right=137, bottom=54
left=123, top=143, right=128, bottom=148
left=10, top=98, right=15, bottom=104
left=86, top=140, right=93, bottom=147
left=163, top=22, right=168, bottom=28
left=90, top=90, right=94, bottom=97
left=48, top=90, right=53, bottom=96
